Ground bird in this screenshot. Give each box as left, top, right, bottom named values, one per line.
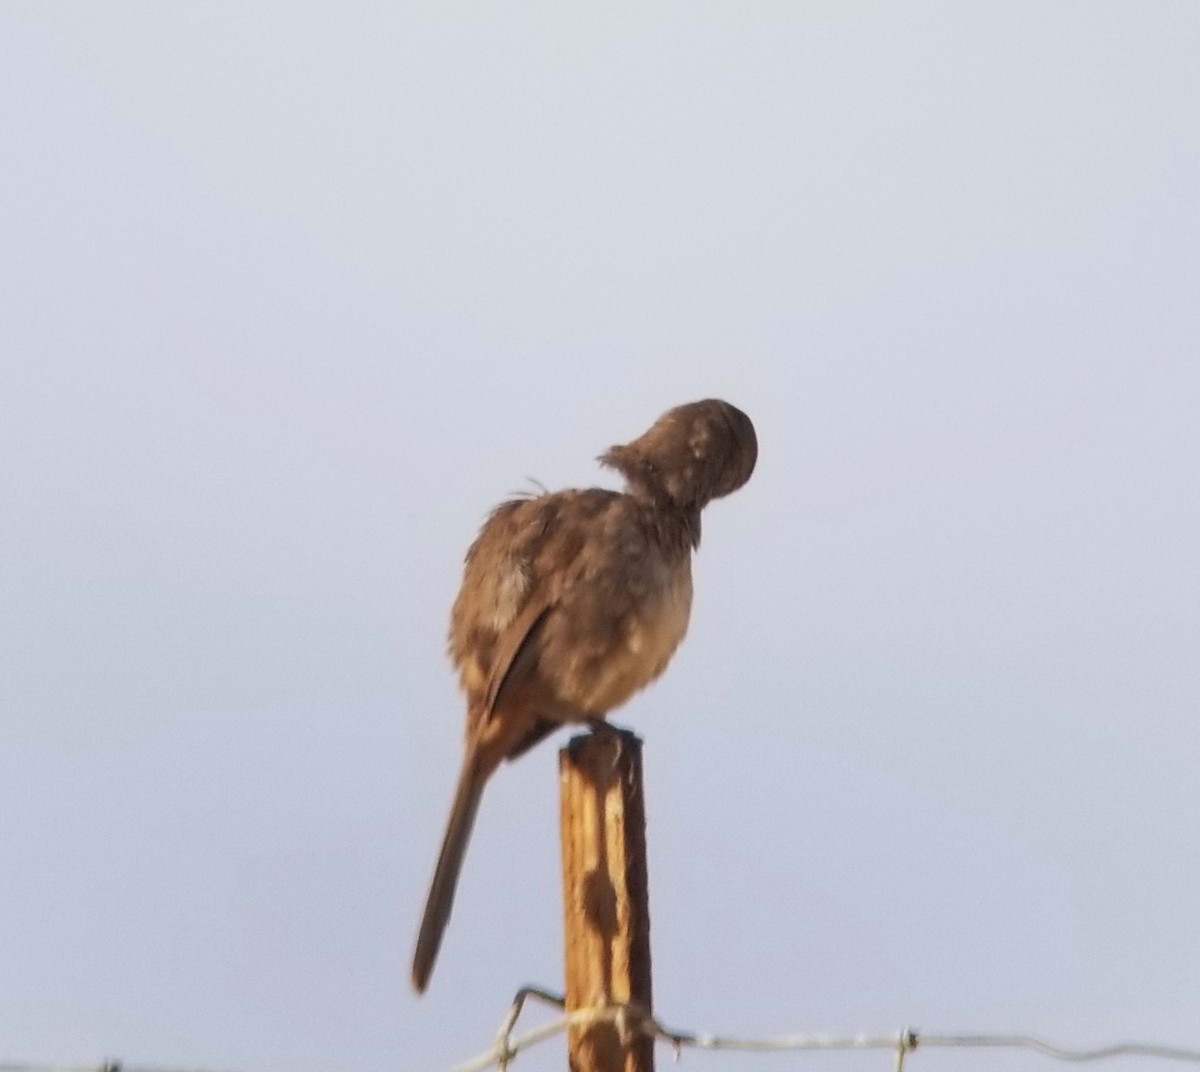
left=411, top=398, right=757, bottom=993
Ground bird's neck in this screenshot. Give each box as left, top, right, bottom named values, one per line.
left=638, top=496, right=701, bottom=555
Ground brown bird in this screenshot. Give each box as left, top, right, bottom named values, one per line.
left=411, top=398, right=757, bottom=992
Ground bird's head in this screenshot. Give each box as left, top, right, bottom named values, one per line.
left=599, top=398, right=757, bottom=510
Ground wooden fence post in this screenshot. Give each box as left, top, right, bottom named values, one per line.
left=559, top=728, right=654, bottom=1072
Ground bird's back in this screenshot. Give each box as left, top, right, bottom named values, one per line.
left=449, top=487, right=694, bottom=720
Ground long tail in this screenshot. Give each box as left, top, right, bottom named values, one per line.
left=411, top=751, right=489, bottom=992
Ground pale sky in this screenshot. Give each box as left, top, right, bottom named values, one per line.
left=2, top=5, right=1198, bottom=1072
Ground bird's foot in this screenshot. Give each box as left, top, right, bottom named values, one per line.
left=585, top=717, right=634, bottom=741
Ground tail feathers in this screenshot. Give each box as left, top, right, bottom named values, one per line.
left=411, top=756, right=487, bottom=993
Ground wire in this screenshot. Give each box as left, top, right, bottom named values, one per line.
left=452, top=990, right=1200, bottom=1072
left=4, top=1001, right=1195, bottom=1072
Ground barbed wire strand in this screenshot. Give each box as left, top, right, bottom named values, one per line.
left=2, top=1008, right=1196, bottom=1072
left=452, top=990, right=1200, bottom=1072
left=0, top=1065, right=236, bottom=1072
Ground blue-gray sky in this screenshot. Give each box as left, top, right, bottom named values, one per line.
left=2, top=5, right=1198, bottom=1071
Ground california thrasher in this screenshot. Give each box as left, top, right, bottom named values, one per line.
left=411, top=398, right=757, bottom=992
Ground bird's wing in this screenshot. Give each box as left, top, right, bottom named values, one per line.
left=457, top=488, right=618, bottom=729
left=482, top=578, right=558, bottom=717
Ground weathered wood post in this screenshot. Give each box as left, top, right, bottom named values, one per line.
left=559, top=728, right=654, bottom=1072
